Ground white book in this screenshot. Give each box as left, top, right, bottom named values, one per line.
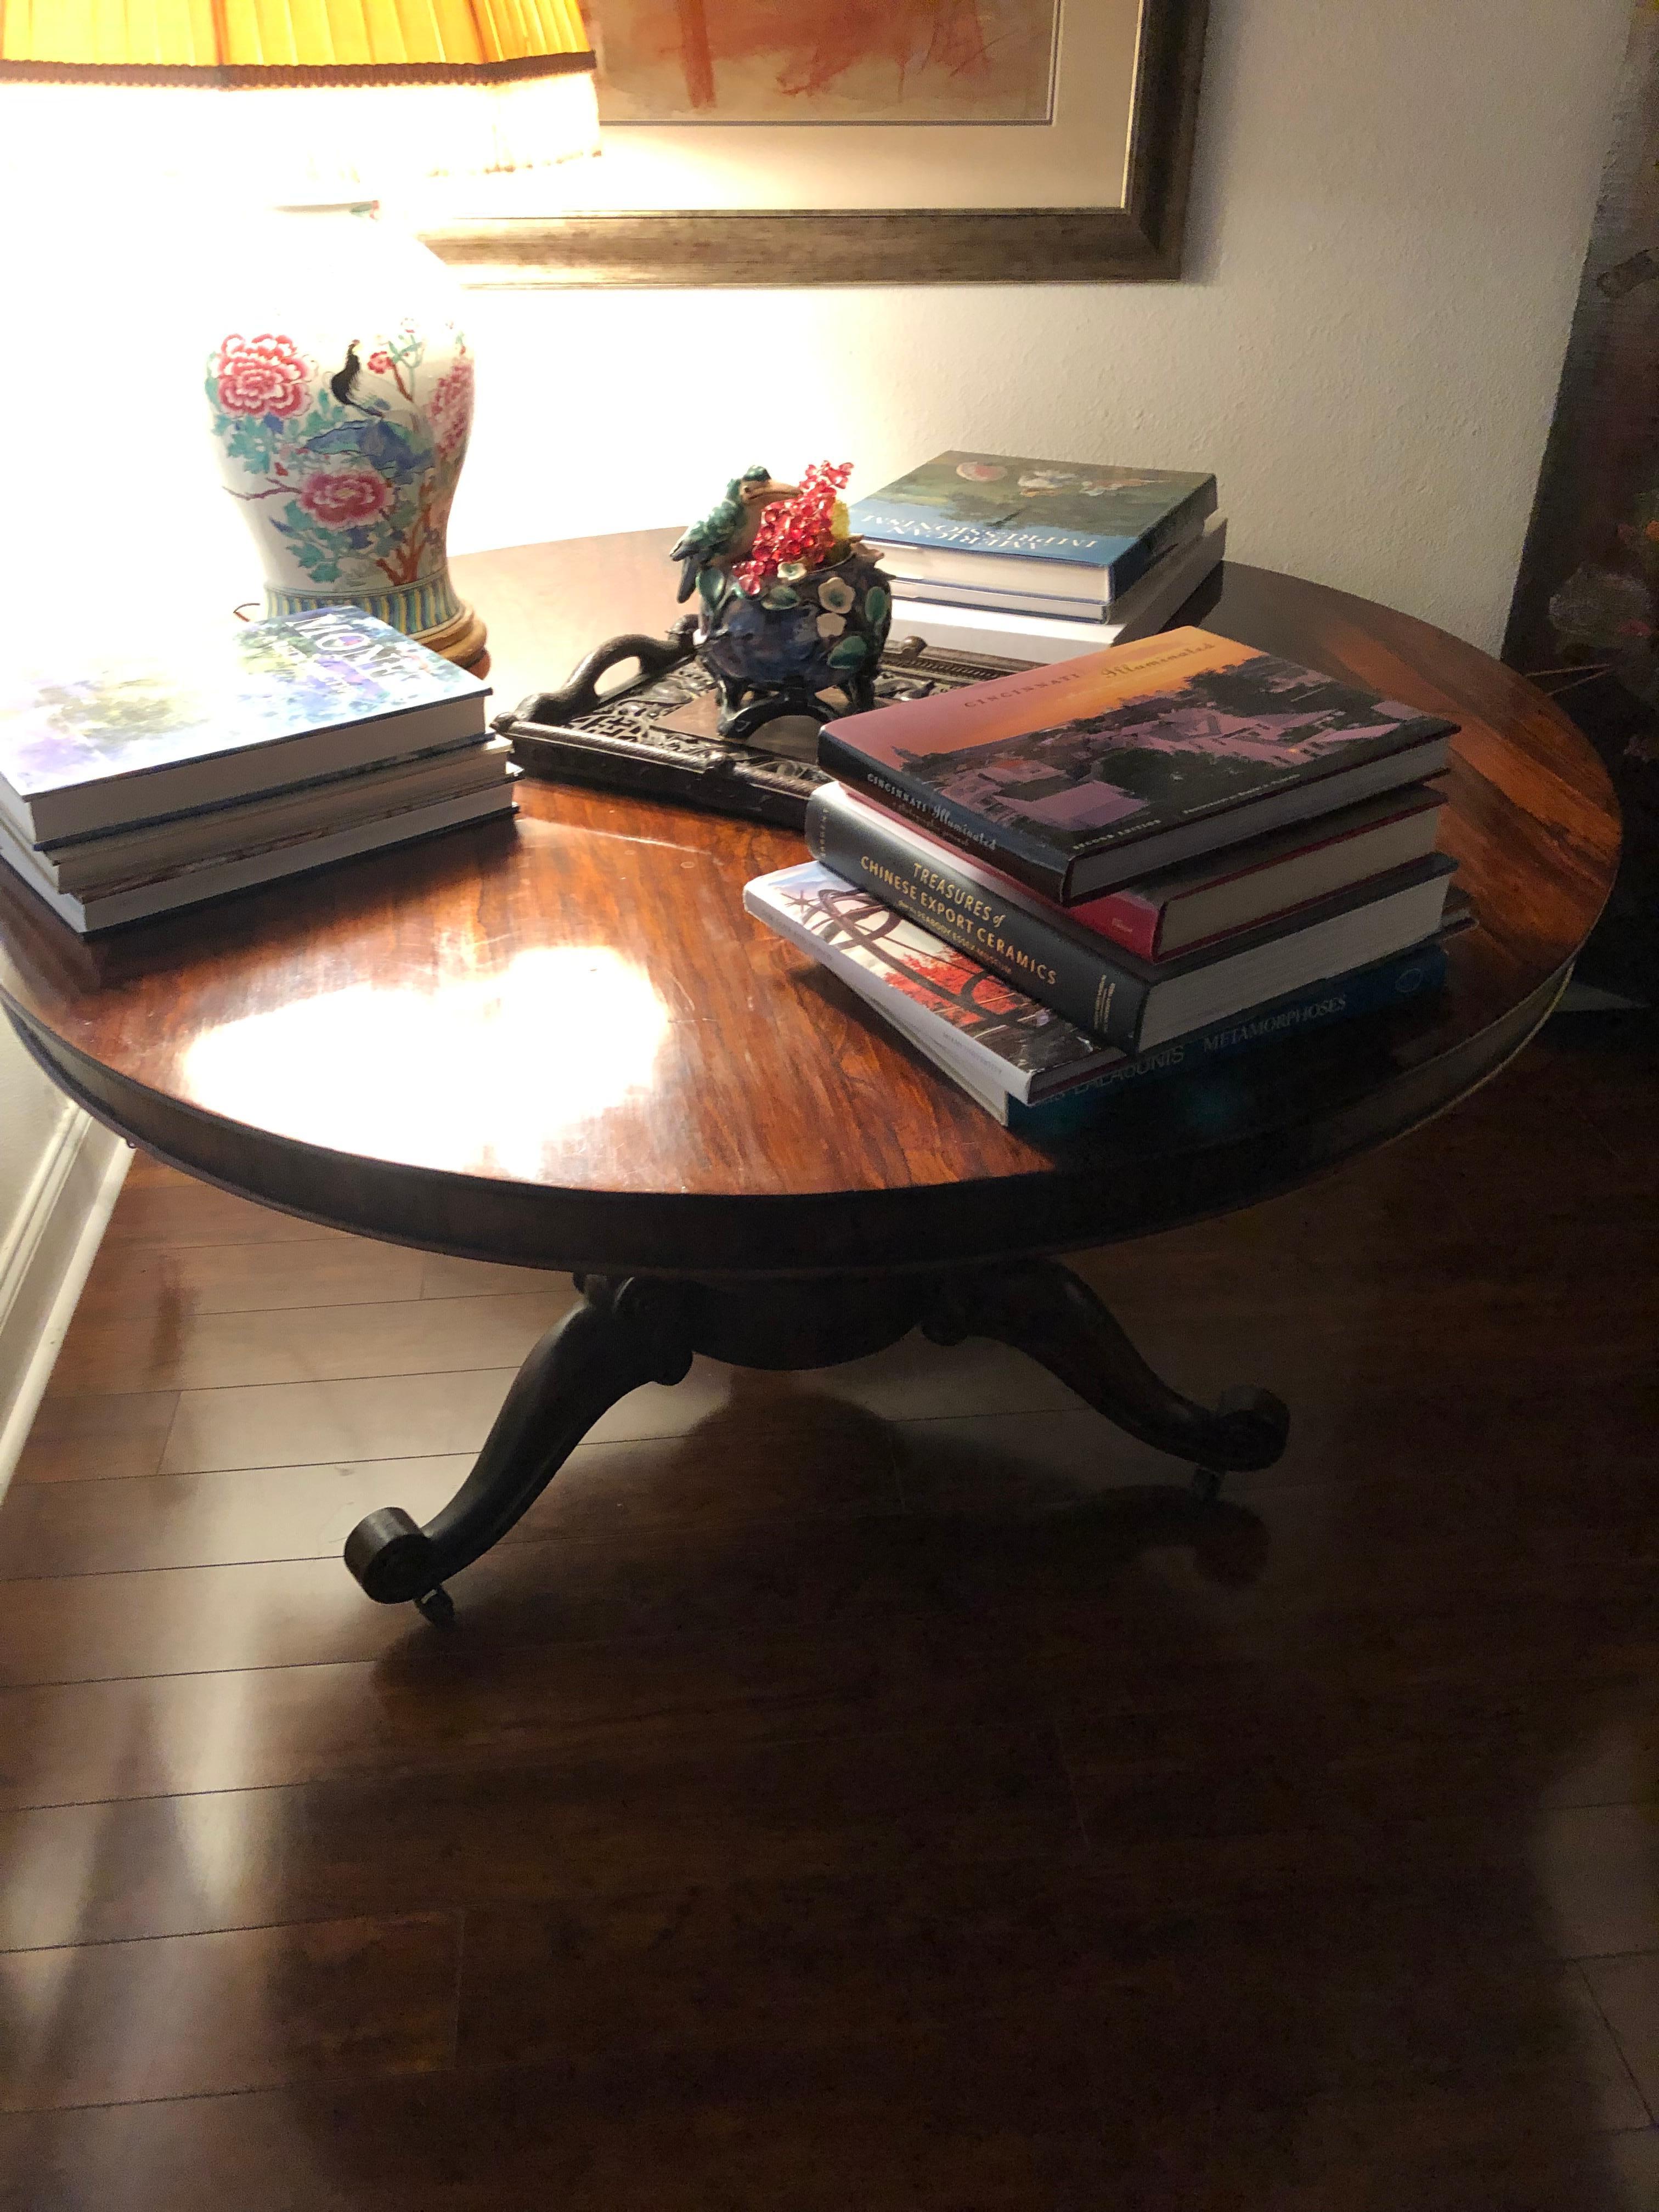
left=38, top=737, right=514, bottom=895
left=0, top=782, right=516, bottom=935
left=744, top=860, right=1464, bottom=1129
left=888, top=516, right=1226, bottom=663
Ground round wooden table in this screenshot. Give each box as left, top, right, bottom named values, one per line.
left=0, top=538, right=1620, bottom=1621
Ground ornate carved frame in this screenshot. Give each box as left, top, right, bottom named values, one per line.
left=420, top=0, right=1210, bottom=288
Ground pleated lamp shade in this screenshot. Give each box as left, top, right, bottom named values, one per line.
left=0, top=0, right=600, bottom=181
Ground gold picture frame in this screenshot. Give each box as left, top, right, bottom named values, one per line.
left=421, top=0, right=1210, bottom=288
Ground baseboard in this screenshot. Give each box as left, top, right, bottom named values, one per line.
left=0, top=1109, right=131, bottom=1494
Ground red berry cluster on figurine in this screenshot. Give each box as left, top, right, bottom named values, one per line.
left=735, top=461, right=854, bottom=591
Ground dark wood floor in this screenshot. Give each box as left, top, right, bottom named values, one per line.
left=0, top=1015, right=1655, bottom=2209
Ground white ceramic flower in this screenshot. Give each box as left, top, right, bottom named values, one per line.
left=819, top=575, right=856, bottom=614
left=817, top=612, right=847, bottom=639
left=778, top=560, right=808, bottom=583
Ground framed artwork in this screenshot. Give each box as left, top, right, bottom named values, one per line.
left=422, top=0, right=1209, bottom=287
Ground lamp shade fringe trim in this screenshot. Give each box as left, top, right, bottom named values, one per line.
left=0, top=52, right=593, bottom=85
left=0, top=0, right=592, bottom=73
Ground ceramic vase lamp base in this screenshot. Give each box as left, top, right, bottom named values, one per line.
left=205, top=199, right=487, bottom=668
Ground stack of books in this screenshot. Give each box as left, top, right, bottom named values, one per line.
left=845, top=449, right=1228, bottom=664
left=746, top=627, right=1467, bottom=1132
left=0, top=610, right=514, bottom=934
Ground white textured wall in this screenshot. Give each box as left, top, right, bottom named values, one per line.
left=450, top=0, right=1629, bottom=657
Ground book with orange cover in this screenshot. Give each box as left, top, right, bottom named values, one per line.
left=816, top=627, right=1457, bottom=904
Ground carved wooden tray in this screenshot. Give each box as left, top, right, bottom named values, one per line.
left=494, top=625, right=1034, bottom=830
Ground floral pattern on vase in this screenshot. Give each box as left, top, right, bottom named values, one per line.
left=206, top=311, right=473, bottom=638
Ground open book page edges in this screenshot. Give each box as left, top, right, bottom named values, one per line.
left=0, top=612, right=483, bottom=801
left=770, top=867, right=1102, bottom=1081
left=827, top=629, right=1441, bottom=859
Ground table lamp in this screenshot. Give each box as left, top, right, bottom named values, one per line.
left=0, top=3, right=600, bottom=668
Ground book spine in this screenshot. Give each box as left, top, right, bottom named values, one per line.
left=1103, top=479, right=1218, bottom=599
left=1009, top=941, right=1449, bottom=1132
left=1066, top=889, right=1162, bottom=961
left=806, top=786, right=1149, bottom=1047
left=815, top=728, right=1074, bottom=904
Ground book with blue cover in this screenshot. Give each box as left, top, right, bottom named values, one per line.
left=847, top=450, right=1218, bottom=606
left=0, top=608, right=489, bottom=847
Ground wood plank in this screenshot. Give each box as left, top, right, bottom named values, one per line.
left=151, top=1332, right=1092, bottom=1479
left=121, top=1153, right=190, bottom=1189
left=1582, top=1955, right=1659, bottom=2116
left=1, top=2083, right=1650, bottom=2212
left=7, top=1392, right=178, bottom=1485
left=0, top=1622, right=1035, bottom=1811
left=0, top=1454, right=477, bottom=1582
left=99, top=1181, right=354, bottom=1249
left=419, top=1252, right=566, bottom=1299
left=157, top=1368, right=526, bottom=1474
left=0, top=1968, right=1649, bottom=2210
left=0, top=1396, right=900, bottom=1586
left=0, top=1485, right=917, bottom=1687
left=1534, top=1808, right=1659, bottom=1962
left=452, top=1876, right=1649, bottom=2126
left=0, top=1723, right=1084, bottom=1952
left=0, top=1421, right=905, bottom=1683
left=0, top=2059, right=1114, bottom=2211
left=0, top=1914, right=455, bottom=2111
left=47, top=1288, right=579, bottom=1398
left=69, top=1234, right=427, bottom=1322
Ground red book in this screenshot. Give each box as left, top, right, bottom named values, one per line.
left=1063, top=786, right=1447, bottom=958
left=814, top=781, right=1448, bottom=964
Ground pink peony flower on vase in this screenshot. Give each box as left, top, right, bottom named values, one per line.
left=428, top=358, right=475, bottom=459
left=366, top=349, right=392, bottom=374
left=215, top=332, right=309, bottom=419
left=297, top=463, right=394, bottom=530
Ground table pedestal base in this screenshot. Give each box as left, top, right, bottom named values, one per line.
left=342, top=1263, right=1290, bottom=1621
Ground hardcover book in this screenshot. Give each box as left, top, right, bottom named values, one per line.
left=890, top=516, right=1227, bottom=645
left=808, top=773, right=1454, bottom=1052
left=0, top=609, right=489, bottom=847
left=817, top=625, right=1458, bottom=903
left=809, top=778, right=1447, bottom=963
left=744, top=860, right=1461, bottom=1124
left=0, top=782, right=515, bottom=936
left=30, top=738, right=514, bottom=898
left=847, top=451, right=1217, bottom=604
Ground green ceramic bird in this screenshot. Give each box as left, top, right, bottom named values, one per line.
left=670, top=465, right=797, bottom=602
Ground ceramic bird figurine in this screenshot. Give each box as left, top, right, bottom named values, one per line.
left=670, top=465, right=798, bottom=602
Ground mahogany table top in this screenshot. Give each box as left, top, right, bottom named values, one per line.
left=0, top=536, right=1620, bottom=1279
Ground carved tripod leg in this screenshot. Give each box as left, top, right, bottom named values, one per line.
left=923, top=1260, right=1289, bottom=1498
left=343, top=1277, right=692, bottom=1620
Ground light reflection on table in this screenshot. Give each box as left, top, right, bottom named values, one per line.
left=181, top=946, right=671, bottom=1179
